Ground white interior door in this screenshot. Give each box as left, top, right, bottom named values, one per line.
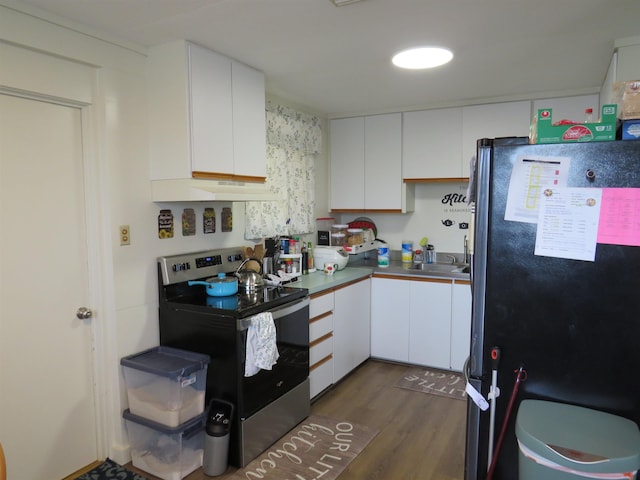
left=0, top=93, right=98, bottom=479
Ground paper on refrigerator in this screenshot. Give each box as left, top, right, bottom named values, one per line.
left=505, top=155, right=571, bottom=223
left=534, top=187, right=602, bottom=262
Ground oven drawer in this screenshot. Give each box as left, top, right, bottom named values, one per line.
left=310, top=313, right=333, bottom=341
left=310, top=291, right=334, bottom=318
left=310, top=355, right=333, bottom=398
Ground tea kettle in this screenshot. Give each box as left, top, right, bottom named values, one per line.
left=235, top=258, right=265, bottom=292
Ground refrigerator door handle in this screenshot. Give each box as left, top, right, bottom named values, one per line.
left=463, top=356, right=490, bottom=411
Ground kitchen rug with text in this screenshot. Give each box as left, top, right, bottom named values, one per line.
left=394, top=366, right=466, bottom=401
left=228, top=414, right=378, bottom=480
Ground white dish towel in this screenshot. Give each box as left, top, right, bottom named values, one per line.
left=245, top=311, right=279, bottom=377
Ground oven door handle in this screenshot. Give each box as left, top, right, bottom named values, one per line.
left=270, top=296, right=310, bottom=320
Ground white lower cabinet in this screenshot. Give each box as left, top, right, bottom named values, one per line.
left=309, top=277, right=372, bottom=398
left=371, top=276, right=471, bottom=371
left=450, top=281, right=472, bottom=371
left=370, top=277, right=410, bottom=362
left=333, top=278, right=371, bottom=382
left=408, top=279, right=452, bottom=370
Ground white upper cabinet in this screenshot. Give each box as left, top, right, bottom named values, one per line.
left=532, top=94, right=600, bottom=125
left=148, top=40, right=266, bottom=182
left=231, top=60, right=267, bottom=179
left=330, top=117, right=365, bottom=210
left=614, top=36, right=640, bottom=83
left=403, top=107, right=463, bottom=179
left=330, top=113, right=413, bottom=212
left=188, top=43, right=234, bottom=176
left=461, top=101, right=531, bottom=167
left=403, top=101, right=530, bottom=181
left=364, top=114, right=403, bottom=211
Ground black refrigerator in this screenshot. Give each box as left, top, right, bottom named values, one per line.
left=464, top=137, right=640, bottom=479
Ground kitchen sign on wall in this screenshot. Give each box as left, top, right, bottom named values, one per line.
left=440, top=185, right=472, bottom=230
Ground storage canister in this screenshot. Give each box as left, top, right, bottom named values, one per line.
left=330, top=232, right=346, bottom=247
left=331, top=224, right=348, bottom=246
left=347, top=228, right=363, bottom=246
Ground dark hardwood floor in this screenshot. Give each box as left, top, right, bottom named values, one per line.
left=126, top=359, right=467, bottom=480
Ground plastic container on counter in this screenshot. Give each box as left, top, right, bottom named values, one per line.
left=330, top=232, right=346, bottom=247
left=331, top=224, right=348, bottom=237
left=377, top=243, right=389, bottom=268
left=346, top=228, right=363, bottom=246
left=401, top=240, right=413, bottom=263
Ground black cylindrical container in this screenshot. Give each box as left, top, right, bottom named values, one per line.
left=203, top=399, right=234, bottom=477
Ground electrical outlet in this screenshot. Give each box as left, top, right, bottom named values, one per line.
left=119, top=225, right=130, bottom=246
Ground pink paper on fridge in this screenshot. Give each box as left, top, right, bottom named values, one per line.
left=597, top=188, right=640, bottom=246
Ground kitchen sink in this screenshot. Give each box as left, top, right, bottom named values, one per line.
left=409, top=263, right=470, bottom=274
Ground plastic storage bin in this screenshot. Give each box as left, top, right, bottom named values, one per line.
left=123, top=409, right=206, bottom=480
left=516, top=400, right=640, bottom=480
left=121, top=346, right=210, bottom=427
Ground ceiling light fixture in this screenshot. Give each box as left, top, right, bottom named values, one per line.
left=392, top=46, right=453, bottom=69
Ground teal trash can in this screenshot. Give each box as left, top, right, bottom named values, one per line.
left=516, top=400, right=640, bottom=480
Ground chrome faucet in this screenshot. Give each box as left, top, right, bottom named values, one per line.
left=463, top=235, right=469, bottom=264
left=446, top=254, right=456, bottom=264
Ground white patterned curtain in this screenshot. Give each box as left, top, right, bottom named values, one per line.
left=245, top=101, right=322, bottom=239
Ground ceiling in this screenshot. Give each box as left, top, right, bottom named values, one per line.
left=8, top=0, right=640, bottom=117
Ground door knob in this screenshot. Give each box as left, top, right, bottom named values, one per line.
left=76, top=307, right=93, bottom=319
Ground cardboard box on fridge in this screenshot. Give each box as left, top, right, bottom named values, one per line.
left=530, top=104, right=617, bottom=144
left=612, top=80, right=640, bottom=120
left=621, top=119, right=640, bottom=140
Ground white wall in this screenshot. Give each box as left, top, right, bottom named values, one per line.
left=335, top=182, right=472, bottom=255
left=1, top=2, right=255, bottom=464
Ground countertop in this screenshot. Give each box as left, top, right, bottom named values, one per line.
left=291, top=266, right=373, bottom=295
left=292, top=259, right=470, bottom=295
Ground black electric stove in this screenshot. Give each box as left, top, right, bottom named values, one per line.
left=157, top=247, right=310, bottom=467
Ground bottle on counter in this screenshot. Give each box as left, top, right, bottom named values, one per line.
left=307, top=242, right=314, bottom=271
left=377, top=242, right=389, bottom=268
left=301, top=243, right=309, bottom=275
left=401, top=240, right=413, bottom=263
left=426, top=244, right=436, bottom=264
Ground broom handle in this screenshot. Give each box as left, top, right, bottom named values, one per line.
left=486, top=366, right=526, bottom=480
